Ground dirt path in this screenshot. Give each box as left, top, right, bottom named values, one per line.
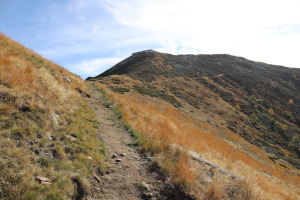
left=85, top=86, right=193, bottom=200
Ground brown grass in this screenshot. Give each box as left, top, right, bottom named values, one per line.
left=0, top=33, right=105, bottom=199
left=93, top=79, right=300, bottom=200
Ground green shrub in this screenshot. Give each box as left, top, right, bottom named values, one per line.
left=268, top=108, right=274, bottom=115
left=292, top=135, right=300, bottom=146
left=251, top=113, right=258, bottom=122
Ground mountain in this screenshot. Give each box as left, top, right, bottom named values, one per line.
left=87, top=50, right=300, bottom=199
left=1, top=30, right=299, bottom=199
left=0, top=33, right=105, bottom=199
left=88, top=50, right=300, bottom=166
left=0, top=34, right=194, bottom=200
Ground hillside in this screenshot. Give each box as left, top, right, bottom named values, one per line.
left=1, top=31, right=299, bottom=199
left=87, top=50, right=300, bottom=199
left=0, top=33, right=106, bottom=199
left=0, top=34, right=191, bottom=200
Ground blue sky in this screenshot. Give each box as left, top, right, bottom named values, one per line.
left=1, top=0, right=300, bottom=79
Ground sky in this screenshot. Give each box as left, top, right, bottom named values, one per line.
left=0, top=0, right=300, bottom=79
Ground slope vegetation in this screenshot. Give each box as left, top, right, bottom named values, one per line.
left=88, top=50, right=300, bottom=199
left=0, top=33, right=105, bottom=199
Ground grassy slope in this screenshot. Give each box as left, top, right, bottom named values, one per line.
left=90, top=75, right=300, bottom=200
left=0, top=33, right=105, bottom=200
left=90, top=51, right=300, bottom=170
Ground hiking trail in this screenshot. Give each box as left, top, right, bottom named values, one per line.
left=85, top=86, right=193, bottom=200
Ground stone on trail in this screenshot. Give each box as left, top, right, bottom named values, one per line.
left=120, top=153, right=127, bottom=157
left=111, top=153, right=118, bottom=159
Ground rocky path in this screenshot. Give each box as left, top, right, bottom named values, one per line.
left=85, top=86, right=192, bottom=200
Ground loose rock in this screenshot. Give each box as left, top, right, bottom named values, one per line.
left=94, top=174, right=101, bottom=183
left=36, top=176, right=51, bottom=185
left=41, top=152, right=54, bottom=160
left=132, top=156, right=139, bottom=160
left=66, top=135, right=76, bottom=141
left=52, top=112, right=60, bottom=125
left=45, top=132, right=52, bottom=141
left=120, top=153, right=127, bottom=157
left=87, top=156, right=93, bottom=160
left=141, top=182, right=151, bottom=191
left=62, top=75, right=71, bottom=83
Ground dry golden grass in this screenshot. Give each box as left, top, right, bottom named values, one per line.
left=0, top=33, right=105, bottom=199
left=93, top=78, right=300, bottom=200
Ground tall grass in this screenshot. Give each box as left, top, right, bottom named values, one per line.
left=94, top=80, right=300, bottom=200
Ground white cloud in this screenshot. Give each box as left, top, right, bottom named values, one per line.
left=68, top=57, right=125, bottom=79
left=104, top=0, right=300, bottom=67
left=5, top=0, right=299, bottom=79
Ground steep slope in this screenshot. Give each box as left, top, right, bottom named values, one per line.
left=87, top=50, right=300, bottom=199
left=0, top=33, right=105, bottom=199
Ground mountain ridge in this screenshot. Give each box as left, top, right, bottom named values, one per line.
left=87, top=50, right=300, bottom=200
left=87, top=50, right=300, bottom=81
left=88, top=57, right=300, bottom=199
left=88, top=50, right=300, bottom=171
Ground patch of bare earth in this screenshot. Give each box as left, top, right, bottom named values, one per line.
left=84, top=87, right=194, bottom=200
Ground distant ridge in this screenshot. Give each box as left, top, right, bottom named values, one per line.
left=87, top=50, right=296, bottom=81
left=88, top=50, right=300, bottom=169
